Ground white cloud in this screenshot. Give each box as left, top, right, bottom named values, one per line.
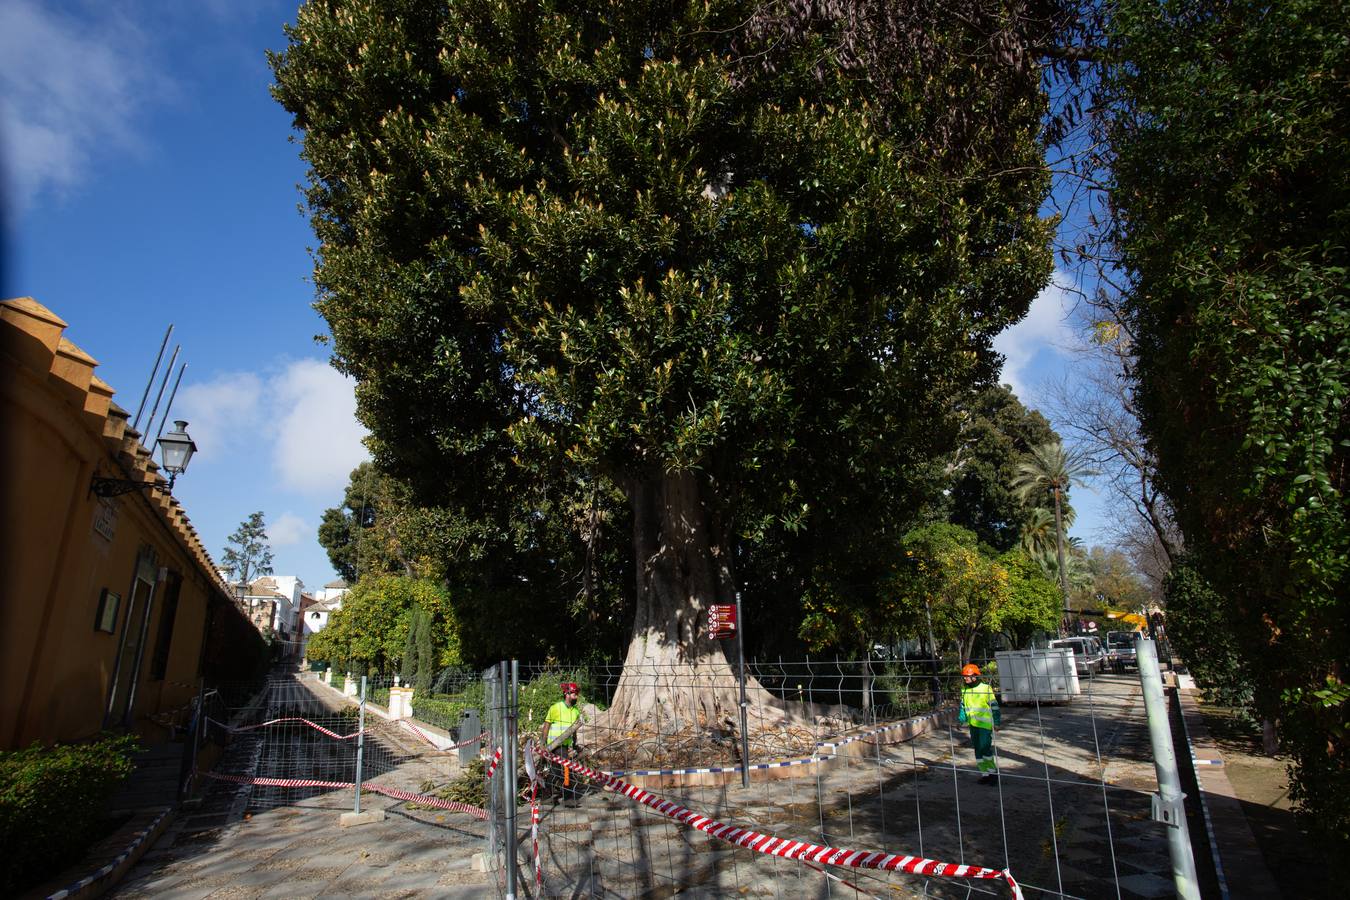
left=170, top=358, right=366, bottom=497
left=268, top=511, right=309, bottom=547
left=0, top=1, right=163, bottom=213
left=271, top=359, right=368, bottom=496
left=992, top=272, right=1079, bottom=403
left=174, top=371, right=264, bottom=462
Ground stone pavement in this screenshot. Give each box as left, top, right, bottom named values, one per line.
left=522, top=672, right=1174, bottom=899
left=109, top=793, right=493, bottom=900
left=105, top=670, right=1178, bottom=900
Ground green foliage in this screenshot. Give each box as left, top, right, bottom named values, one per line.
left=0, top=734, right=139, bottom=894
left=307, top=575, right=461, bottom=674
left=424, top=757, right=488, bottom=809
left=220, top=511, right=273, bottom=586
left=413, top=606, right=436, bottom=693
left=1080, top=546, right=1151, bottom=611
left=997, top=549, right=1061, bottom=647
left=943, top=386, right=1062, bottom=552
left=1010, top=442, right=1096, bottom=601
left=1105, top=0, right=1349, bottom=848
left=900, top=524, right=1011, bottom=662
left=271, top=0, right=1054, bottom=664
left=410, top=690, right=482, bottom=733
left=518, top=668, right=607, bottom=733
left=318, top=462, right=495, bottom=585
left=407, top=667, right=606, bottom=737
left=1163, top=559, right=1253, bottom=709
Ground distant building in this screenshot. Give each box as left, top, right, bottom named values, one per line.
left=314, top=578, right=349, bottom=606
left=229, top=575, right=305, bottom=658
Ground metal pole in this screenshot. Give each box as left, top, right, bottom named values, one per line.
left=154, top=362, right=187, bottom=440
left=353, top=676, right=367, bottom=814
left=504, top=661, right=519, bottom=899
left=1137, top=636, right=1200, bottom=900
left=132, top=324, right=172, bottom=432
left=924, top=597, right=942, bottom=708
left=734, top=591, right=750, bottom=789
left=142, top=344, right=179, bottom=442
left=181, top=677, right=206, bottom=801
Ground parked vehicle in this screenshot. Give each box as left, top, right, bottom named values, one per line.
left=1048, top=637, right=1107, bottom=676
left=1104, top=631, right=1139, bottom=671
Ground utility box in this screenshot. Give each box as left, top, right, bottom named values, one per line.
left=458, top=709, right=481, bottom=767
left=995, top=649, right=1080, bottom=703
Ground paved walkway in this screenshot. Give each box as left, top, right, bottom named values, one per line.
left=110, top=795, right=491, bottom=899
left=97, top=669, right=1279, bottom=900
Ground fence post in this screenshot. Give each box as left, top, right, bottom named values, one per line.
left=353, top=675, right=367, bottom=815
left=1137, top=636, right=1200, bottom=899
left=484, top=665, right=500, bottom=872
left=503, top=661, right=519, bottom=899
left=178, top=677, right=206, bottom=802
left=734, top=591, right=750, bottom=789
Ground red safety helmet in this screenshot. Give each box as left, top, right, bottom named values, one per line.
left=560, top=682, right=579, bottom=694
left=961, top=664, right=981, bottom=677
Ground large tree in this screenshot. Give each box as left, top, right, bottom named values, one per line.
left=1102, top=0, right=1349, bottom=845
left=941, top=385, right=1063, bottom=552
left=1010, top=441, right=1094, bottom=605
left=220, top=511, right=274, bottom=589
left=307, top=574, right=461, bottom=675
left=272, top=0, right=1054, bottom=728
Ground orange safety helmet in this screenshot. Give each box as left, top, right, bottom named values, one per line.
left=961, top=664, right=981, bottom=677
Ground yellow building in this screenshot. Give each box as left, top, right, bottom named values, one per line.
left=0, top=297, right=263, bottom=750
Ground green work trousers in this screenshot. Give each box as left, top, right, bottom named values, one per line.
left=969, top=725, right=996, bottom=773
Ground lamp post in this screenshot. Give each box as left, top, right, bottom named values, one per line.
left=91, top=420, right=197, bottom=497
left=156, top=420, right=197, bottom=490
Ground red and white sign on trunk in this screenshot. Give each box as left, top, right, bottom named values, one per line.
left=707, top=603, right=737, bottom=639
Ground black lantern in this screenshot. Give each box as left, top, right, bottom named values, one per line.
left=91, top=420, right=197, bottom=498
left=156, top=420, right=197, bottom=488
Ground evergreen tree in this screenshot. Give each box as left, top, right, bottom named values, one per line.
left=1103, top=0, right=1350, bottom=845
left=221, top=511, right=274, bottom=589
left=1010, top=442, right=1095, bottom=605
left=273, top=0, right=1055, bottom=726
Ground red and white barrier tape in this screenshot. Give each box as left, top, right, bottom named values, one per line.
left=524, top=741, right=543, bottom=887
left=399, top=721, right=487, bottom=751
left=198, top=770, right=489, bottom=819
left=484, top=746, right=503, bottom=780
left=207, top=716, right=361, bottom=740
left=534, top=747, right=1022, bottom=899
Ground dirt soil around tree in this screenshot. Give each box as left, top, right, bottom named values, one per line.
left=1193, top=700, right=1331, bottom=899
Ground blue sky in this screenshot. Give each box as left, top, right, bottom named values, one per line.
left=2, top=0, right=1104, bottom=592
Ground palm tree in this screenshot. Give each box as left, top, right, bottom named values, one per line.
left=1011, top=442, right=1096, bottom=605
left=1019, top=504, right=1076, bottom=558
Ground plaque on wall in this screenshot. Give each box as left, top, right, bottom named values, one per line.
left=94, top=589, right=120, bottom=633
left=93, top=499, right=117, bottom=541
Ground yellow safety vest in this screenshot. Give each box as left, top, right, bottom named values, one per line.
left=960, top=682, right=999, bottom=730
left=546, top=700, right=582, bottom=746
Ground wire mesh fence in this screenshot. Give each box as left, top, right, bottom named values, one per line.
left=184, top=645, right=1188, bottom=899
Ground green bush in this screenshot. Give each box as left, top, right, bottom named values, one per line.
left=408, top=668, right=608, bottom=737
left=0, top=733, right=139, bottom=894
left=412, top=688, right=484, bottom=733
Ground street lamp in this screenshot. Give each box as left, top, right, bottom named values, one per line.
left=91, top=420, right=198, bottom=497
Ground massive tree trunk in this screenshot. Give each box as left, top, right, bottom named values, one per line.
left=604, top=470, right=788, bottom=732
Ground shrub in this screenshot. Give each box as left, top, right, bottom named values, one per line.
left=0, top=733, right=139, bottom=894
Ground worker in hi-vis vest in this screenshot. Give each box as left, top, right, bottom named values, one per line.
left=539, top=681, right=586, bottom=805
left=958, top=663, right=1001, bottom=783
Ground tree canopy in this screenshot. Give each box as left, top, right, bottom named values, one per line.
left=272, top=0, right=1055, bottom=725
left=1102, top=0, right=1349, bottom=846
left=941, top=385, right=1062, bottom=553
left=220, top=511, right=274, bottom=587
left=307, top=574, right=461, bottom=675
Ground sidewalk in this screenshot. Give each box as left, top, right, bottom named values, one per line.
left=1175, top=680, right=1281, bottom=898
left=108, top=790, right=492, bottom=899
